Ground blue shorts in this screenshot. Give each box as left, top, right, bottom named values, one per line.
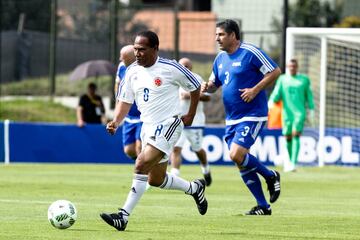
left=224, top=121, right=266, bottom=150
left=122, top=121, right=142, bottom=146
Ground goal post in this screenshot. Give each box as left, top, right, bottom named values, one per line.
left=286, top=27, right=360, bottom=167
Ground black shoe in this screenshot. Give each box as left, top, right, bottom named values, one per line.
left=245, top=205, right=272, bottom=215
left=204, top=172, right=212, bottom=186
left=100, top=209, right=128, bottom=231
left=187, top=179, right=208, bottom=215
left=266, top=170, right=281, bottom=203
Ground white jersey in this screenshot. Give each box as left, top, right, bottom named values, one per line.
left=118, top=57, right=200, bottom=124
left=178, top=72, right=208, bottom=127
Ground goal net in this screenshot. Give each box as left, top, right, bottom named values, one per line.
left=286, top=28, right=360, bottom=166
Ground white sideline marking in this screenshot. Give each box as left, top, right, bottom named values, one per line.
left=0, top=199, right=50, bottom=204
left=4, top=119, right=10, bottom=165
left=0, top=199, right=117, bottom=207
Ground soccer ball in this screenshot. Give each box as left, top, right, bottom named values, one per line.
left=47, top=200, right=77, bottom=229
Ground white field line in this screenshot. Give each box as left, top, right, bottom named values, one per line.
left=0, top=199, right=113, bottom=207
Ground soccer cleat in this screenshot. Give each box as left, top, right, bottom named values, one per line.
left=266, top=170, right=281, bottom=203
left=187, top=179, right=208, bottom=215
left=100, top=209, right=128, bottom=231
left=204, top=172, right=212, bottom=186
left=245, top=205, right=272, bottom=215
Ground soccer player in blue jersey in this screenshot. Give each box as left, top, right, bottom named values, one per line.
left=115, top=45, right=142, bottom=160
left=202, top=19, right=282, bottom=215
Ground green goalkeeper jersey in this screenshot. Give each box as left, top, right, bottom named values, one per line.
left=270, top=73, right=314, bottom=121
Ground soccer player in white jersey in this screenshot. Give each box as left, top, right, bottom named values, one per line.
left=170, top=57, right=212, bottom=186
left=100, top=31, right=208, bottom=231
left=202, top=19, right=282, bottom=215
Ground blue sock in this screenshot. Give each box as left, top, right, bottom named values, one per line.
left=240, top=168, right=269, bottom=208
left=242, top=153, right=274, bottom=179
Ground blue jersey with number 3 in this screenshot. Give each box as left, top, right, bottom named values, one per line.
left=212, top=43, right=278, bottom=124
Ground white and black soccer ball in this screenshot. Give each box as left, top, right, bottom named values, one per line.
left=48, top=200, right=77, bottom=229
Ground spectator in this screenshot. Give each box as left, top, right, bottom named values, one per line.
left=76, top=82, right=105, bottom=127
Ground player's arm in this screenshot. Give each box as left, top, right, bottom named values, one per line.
left=305, top=76, right=315, bottom=126
left=305, top=77, right=315, bottom=110
left=202, top=71, right=219, bottom=93
left=76, top=106, right=85, bottom=127
left=240, top=67, right=281, bottom=103
left=114, top=81, right=119, bottom=96
left=108, top=67, right=134, bottom=135
left=107, top=101, right=131, bottom=135
left=182, top=88, right=200, bottom=126
left=181, top=91, right=210, bottom=102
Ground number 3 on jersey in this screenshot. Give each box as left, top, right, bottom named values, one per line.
left=143, top=88, right=149, bottom=102
left=241, top=126, right=250, bottom=136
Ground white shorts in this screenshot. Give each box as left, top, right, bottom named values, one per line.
left=141, top=116, right=184, bottom=163
left=175, top=128, right=203, bottom=152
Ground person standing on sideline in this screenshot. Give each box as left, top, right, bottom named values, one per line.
left=170, top=57, right=212, bottom=186
left=268, top=59, right=315, bottom=172
left=115, top=45, right=142, bottom=160
left=76, top=82, right=105, bottom=127
left=202, top=19, right=281, bottom=215
left=100, top=30, right=208, bottom=231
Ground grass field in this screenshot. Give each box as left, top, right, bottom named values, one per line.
left=0, top=164, right=359, bottom=240
left=0, top=99, right=76, bottom=123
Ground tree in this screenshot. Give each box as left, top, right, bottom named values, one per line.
left=268, top=0, right=343, bottom=65
left=1, top=0, right=50, bottom=32
left=289, top=0, right=342, bottom=27
left=334, top=16, right=360, bottom=28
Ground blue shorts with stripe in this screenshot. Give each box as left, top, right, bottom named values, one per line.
left=122, top=121, right=142, bottom=146
left=224, top=121, right=266, bottom=150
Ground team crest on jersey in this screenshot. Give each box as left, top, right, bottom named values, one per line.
left=154, top=77, right=162, bottom=86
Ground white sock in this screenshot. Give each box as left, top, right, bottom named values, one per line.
left=170, top=168, right=180, bottom=176
left=159, top=173, right=198, bottom=194
left=201, top=164, right=210, bottom=174
left=122, top=174, right=148, bottom=217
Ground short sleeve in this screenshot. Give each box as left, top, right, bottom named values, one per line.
left=118, top=68, right=135, bottom=104
left=211, top=56, right=223, bottom=87
left=115, top=62, right=126, bottom=83
left=78, top=95, right=86, bottom=107
left=243, top=44, right=277, bottom=75
left=172, top=60, right=200, bottom=91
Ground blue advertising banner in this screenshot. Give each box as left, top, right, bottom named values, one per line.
left=1, top=122, right=359, bottom=166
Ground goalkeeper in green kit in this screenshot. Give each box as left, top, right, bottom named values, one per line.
left=268, top=59, right=315, bottom=172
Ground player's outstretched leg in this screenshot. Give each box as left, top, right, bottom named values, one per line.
left=266, top=170, right=281, bottom=203
left=203, top=172, right=212, bottom=186
left=245, top=205, right=272, bottom=215
left=100, top=208, right=129, bottom=231
left=187, top=179, right=208, bottom=215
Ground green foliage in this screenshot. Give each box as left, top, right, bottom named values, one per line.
left=334, top=15, right=360, bottom=28
left=268, top=0, right=344, bottom=67
left=192, top=61, right=213, bottom=82
left=1, top=0, right=50, bottom=32
left=289, top=0, right=342, bottom=27
left=0, top=74, right=113, bottom=97
left=0, top=99, right=76, bottom=123
left=0, top=164, right=360, bottom=239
